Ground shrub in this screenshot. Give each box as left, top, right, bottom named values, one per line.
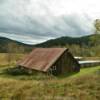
left=4, top=67, right=31, bottom=75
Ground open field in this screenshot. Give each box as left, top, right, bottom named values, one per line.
left=0, top=53, right=100, bottom=100
left=0, top=65, right=100, bottom=100
left=0, top=53, right=25, bottom=66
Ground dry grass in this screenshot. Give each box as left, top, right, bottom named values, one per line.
left=0, top=53, right=100, bottom=100
left=0, top=65, right=99, bottom=100
left=0, top=53, right=25, bottom=66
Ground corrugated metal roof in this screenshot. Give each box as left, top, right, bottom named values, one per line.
left=79, top=60, right=100, bottom=64
left=17, top=48, right=67, bottom=72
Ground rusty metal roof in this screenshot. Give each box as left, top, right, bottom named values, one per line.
left=18, top=48, right=67, bottom=72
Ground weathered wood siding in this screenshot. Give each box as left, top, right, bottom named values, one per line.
left=48, top=50, right=80, bottom=75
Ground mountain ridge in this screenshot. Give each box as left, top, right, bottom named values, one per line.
left=35, top=34, right=100, bottom=47
left=0, top=34, right=100, bottom=53
left=0, top=36, right=33, bottom=52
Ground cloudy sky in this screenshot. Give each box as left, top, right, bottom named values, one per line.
left=0, top=0, right=100, bottom=44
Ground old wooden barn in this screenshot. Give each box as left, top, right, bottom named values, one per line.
left=17, top=48, right=80, bottom=75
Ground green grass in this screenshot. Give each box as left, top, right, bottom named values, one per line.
left=0, top=53, right=100, bottom=100
left=0, top=64, right=99, bottom=100
left=73, top=66, right=100, bottom=77
left=58, top=66, right=100, bottom=78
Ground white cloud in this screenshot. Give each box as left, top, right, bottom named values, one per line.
left=0, top=0, right=100, bottom=44
left=0, top=32, right=51, bottom=44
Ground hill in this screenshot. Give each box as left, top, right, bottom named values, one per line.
left=0, top=34, right=100, bottom=56
left=0, top=37, right=33, bottom=52
left=35, top=34, right=100, bottom=47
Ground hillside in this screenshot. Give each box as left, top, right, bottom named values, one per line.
left=35, top=34, right=100, bottom=47
left=0, top=34, right=100, bottom=56
left=0, top=37, right=33, bottom=52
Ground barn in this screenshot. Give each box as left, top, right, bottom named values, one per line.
left=17, top=48, right=80, bottom=75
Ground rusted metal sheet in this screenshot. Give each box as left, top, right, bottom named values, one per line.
left=17, top=48, right=67, bottom=72
left=79, top=60, right=100, bottom=68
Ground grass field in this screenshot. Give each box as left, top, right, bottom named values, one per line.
left=0, top=65, right=99, bottom=100
left=0, top=53, right=25, bottom=66
left=0, top=53, right=100, bottom=100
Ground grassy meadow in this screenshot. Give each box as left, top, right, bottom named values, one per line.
left=0, top=53, right=100, bottom=100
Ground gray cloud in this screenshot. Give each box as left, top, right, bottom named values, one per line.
left=0, top=0, right=95, bottom=44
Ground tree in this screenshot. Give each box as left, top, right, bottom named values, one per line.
left=6, top=42, right=25, bottom=65
left=95, top=19, right=100, bottom=34
left=89, top=19, right=100, bottom=46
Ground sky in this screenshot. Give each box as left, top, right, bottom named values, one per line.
left=0, top=0, right=100, bottom=44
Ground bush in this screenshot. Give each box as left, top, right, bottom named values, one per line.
left=3, top=66, right=55, bottom=80
left=4, top=67, right=31, bottom=75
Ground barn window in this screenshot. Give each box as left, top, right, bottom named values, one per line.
left=52, top=66, right=56, bottom=70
